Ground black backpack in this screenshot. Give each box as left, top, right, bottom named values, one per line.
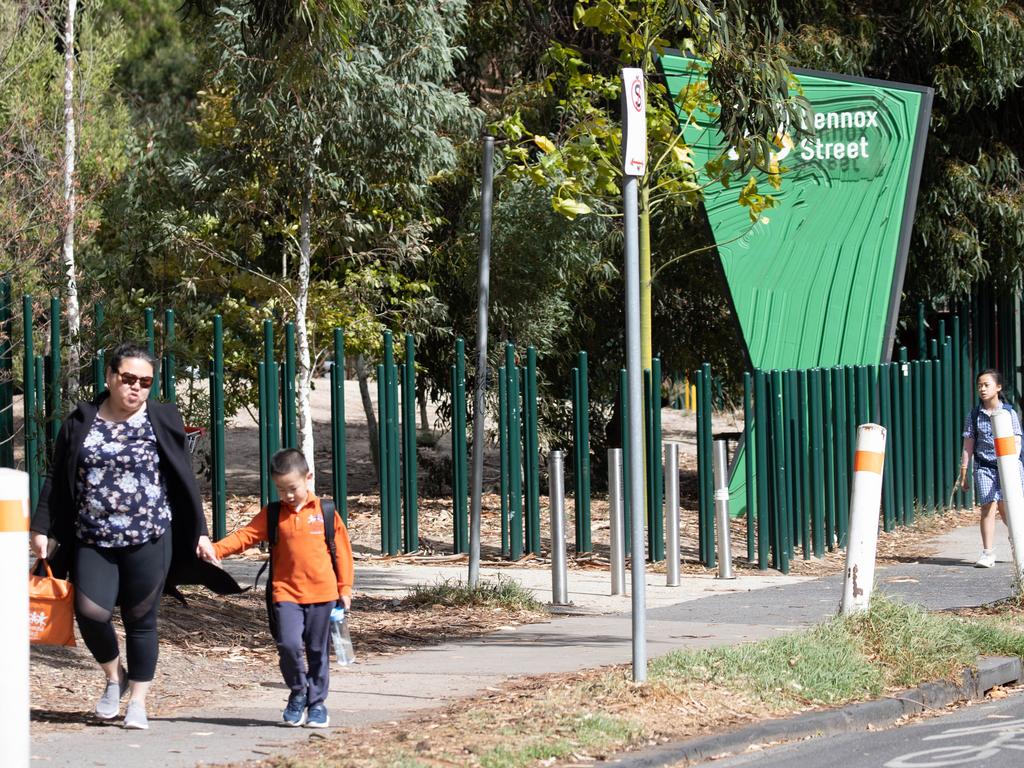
left=254, top=498, right=340, bottom=642
left=970, top=403, right=1024, bottom=469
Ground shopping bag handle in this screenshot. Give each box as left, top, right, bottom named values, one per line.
left=31, top=558, right=54, bottom=578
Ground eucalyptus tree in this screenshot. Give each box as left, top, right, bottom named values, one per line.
left=494, top=0, right=809, bottom=369
left=165, top=0, right=477, bottom=479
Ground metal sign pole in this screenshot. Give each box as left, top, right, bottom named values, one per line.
left=622, top=67, right=647, bottom=683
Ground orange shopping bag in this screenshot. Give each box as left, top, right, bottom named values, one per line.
left=29, top=559, right=75, bottom=647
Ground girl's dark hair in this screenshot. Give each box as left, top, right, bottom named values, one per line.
left=107, top=343, right=157, bottom=374
left=978, top=368, right=1004, bottom=388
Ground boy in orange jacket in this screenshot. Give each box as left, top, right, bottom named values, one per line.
left=199, top=448, right=353, bottom=728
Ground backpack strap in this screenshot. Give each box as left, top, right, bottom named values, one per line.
left=321, top=498, right=341, bottom=585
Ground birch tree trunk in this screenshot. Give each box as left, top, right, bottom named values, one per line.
left=295, top=135, right=323, bottom=486
left=62, top=0, right=82, bottom=397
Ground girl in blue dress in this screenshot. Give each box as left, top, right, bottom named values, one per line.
left=959, top=369, right=1024, bottom=567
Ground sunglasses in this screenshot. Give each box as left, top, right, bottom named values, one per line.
left=116, top=371, right=154, bottom=389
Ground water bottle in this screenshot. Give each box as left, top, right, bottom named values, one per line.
left=329, top=606, right=356, bottom=666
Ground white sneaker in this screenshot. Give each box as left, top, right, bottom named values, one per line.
left=975, top=551, right=996, bottom=568
left=123, top=700, right=149, bottom=730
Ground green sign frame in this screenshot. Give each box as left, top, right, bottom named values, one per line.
left=658, top=53, right=933, bottom=371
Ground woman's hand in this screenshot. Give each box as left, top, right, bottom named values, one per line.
left=196, top=535, right=219, bottom=564
left=30, top=532, right=48, bottom=560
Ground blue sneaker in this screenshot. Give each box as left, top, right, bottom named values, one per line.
left=305, top=703, right=330, bottom=728
left=282, top=693, right=307, bottom=726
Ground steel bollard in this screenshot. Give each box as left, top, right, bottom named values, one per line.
left=608, top=448, right=625, bottom=595
left=713, top=440, right=735, bottom=579
left=841, top=424, right=887, bottom=615
left=0, top=469, right=30, bottom=768
left=991, top=410, right=1024, bottom=584
left=548, top=450, right=569, bottom=605
left=665, top=442, right=680, bottom=586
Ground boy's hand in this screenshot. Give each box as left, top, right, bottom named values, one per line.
left=959, top=465, right=968, bottom=492
left=338, top=595, right=351, bottom=610
left=196, top=535, right=219, bottom=564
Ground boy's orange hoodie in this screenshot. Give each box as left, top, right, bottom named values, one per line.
left=213, top=495, right=354, bottom=605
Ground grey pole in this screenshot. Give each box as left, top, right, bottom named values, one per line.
left=624, top=175, right=647, bottom=682
left=548, top=450, right=569, bottom=605
left=468, top=136, right=494, bottom=588
left=665, top=442, right=680, bottom=586
left=713, top=440, right=735, bottom=580
left=608, top=448, right=626, bottom=595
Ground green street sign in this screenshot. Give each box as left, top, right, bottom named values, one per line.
left=658, top=54, right=933, bottom=370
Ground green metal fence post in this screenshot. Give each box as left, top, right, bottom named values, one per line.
left=48, top=296, right=61, bottom=446
left=386, top=332, right=401, bottom=556
left=833, top=367, right=849, bottom=548
left=782, top=370, right=797, bottom=562
left=525, top=346, right=540, bottom=555
left=923, top=360, right=935, bottom=513
left=879, top=363, right=896, bottom=532
left=770, top=369, right=789, bottom=574
left=332, top=329, right=348, bottom=524
left=258, top=361, right=269, bottom=508
left=163, top=309, right=176, bottom=404
left=743, top=372, right=756, bottom=563
left=754, top=369, right=770, bottom=569
left=574, top=351, right=592, bottom=553
left=941, top=337, right=954, bottom=510
left=645, top=369, right=655, bottom=562
left=507, top=345, right=523, bottom=560
left=696, top=367, right=707, bottom=563
left=94, top=302, right=106, bottom=397
left=378, top=363, right=390, bottom=554
left=454, top=339, right=468, bottom=554
left=652, top=357, right=664, bottom=562
left=0, top=279, right=12, bottom=468
left=702, top=363, right=715, bottom=567
left=498, top=365, right=509, bottom=557
left=263, top=321, right=280, bottom=503
left=402, top=334, right=418, bottom=552
left=809, top=368, right=825, bottom=557
left=211, top=315, right=226, bottom=539
left=23, top=296, right=39, bottom=508
left=282, top=323, right=297, bottom=449
left=797, top=369, right=811, bottom=559
left=145, top=307, right=159, bottom=400
left=822, top=367, right=836, bottom=550
left=619, top=368, right=631, bottom=552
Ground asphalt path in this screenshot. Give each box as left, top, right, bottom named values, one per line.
left=702, top=688, right=1024, bottom=768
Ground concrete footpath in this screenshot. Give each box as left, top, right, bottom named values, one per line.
left=29, top=526, right=1019, bottom=768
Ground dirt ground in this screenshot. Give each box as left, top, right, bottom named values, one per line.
left=26, top=379, right=979, bottom=730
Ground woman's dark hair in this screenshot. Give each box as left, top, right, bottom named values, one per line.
left=270, top=448, right=309, bottom=477
left=107, top=343, right=157, bottom=374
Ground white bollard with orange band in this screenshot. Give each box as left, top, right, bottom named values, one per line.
left=990, top=409, right=1024, bottom=583
left=841, top=424, right=887, bottom=616
left=0, top=469, right=30, bottom=767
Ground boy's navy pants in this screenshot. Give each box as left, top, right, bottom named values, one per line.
left=273, top=601, right=333, bottom=706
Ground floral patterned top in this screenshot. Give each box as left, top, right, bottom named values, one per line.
left=75, top=408, right=172, bottom=547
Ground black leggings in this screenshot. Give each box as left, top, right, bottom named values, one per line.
left=73, top=535, right=171, bottom=682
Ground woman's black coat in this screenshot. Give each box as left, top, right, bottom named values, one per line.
left=30, top=394, right=243, bottom=599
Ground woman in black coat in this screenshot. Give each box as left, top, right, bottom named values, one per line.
left=29, top=343, right=242, bottom=729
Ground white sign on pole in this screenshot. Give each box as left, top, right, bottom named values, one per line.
left=622, top=68, right=647, bottom=177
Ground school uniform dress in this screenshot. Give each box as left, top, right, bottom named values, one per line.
left=213, top=496, right=354, bottom=707
left=963, top=405, right=1024, bottom=504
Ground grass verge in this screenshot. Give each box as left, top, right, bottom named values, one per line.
left=403, top=576, right=543, bottom=612
left=264, top=596, right=1024, bottom=768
